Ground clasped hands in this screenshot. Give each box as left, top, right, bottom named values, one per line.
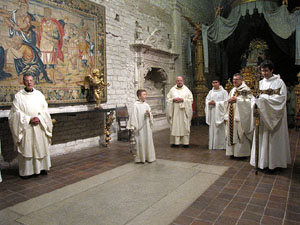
left=208, top=100, right=215, bottom=106
left=173, top=97, right=184, bottom=103
left=30, top=117, right=40, bottom=126
left=145, top=110, right=150, bottom=117
left=228, top=96, right=237, bottom=104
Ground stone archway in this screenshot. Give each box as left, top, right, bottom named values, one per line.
left=144, top=67, right=167, bottom=116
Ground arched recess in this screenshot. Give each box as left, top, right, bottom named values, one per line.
left=144, top=67, right=168, bottom=116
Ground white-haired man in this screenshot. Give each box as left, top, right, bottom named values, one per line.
left=166, top=76, right=193, bottom=148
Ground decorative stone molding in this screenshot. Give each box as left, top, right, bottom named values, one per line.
left=131, top=44, right=178, bottom=89
left=131, top=43, right=178, bottom=130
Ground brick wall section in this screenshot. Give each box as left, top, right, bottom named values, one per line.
left=51, top=111, right=105, bottom=145
left=0, top=111, right=104, bottom=162
left=0, top=118, right=15, bottom=162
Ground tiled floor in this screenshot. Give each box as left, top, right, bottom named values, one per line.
left=0, top=125, right=299, bottom=225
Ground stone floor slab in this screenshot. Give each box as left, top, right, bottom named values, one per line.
left=3, top=159, right=227, bottom=225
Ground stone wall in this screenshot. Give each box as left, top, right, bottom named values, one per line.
left=0, top=0, right=216, bottom=159
left=91, top=0, right=215, bottom=106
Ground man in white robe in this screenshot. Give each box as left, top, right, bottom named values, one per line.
left=166, top=76, right=193, bottom=148
left=205, top=79, right=228, bottom=150
left=9, top=74, right=53, bottom=179
left=127, top=89, right=156, bottom=163
left=224, top=73, right=255, bottom=157
left=250, top=60, right=291, bottom=170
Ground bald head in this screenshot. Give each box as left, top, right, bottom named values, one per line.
left=176, top=76, right=184, bottom=88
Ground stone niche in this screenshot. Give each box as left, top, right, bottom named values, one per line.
left=131, top=43, right=178, bottom=130
left=144, top=68, right=167, bottom=116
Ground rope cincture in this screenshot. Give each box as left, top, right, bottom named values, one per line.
left=229, top=90, right=238, bottom=146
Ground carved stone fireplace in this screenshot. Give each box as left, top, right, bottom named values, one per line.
left=131, top=43, right=178, bottom=130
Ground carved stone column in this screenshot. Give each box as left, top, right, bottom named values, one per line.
left=194, top=39, right=209, bottom=117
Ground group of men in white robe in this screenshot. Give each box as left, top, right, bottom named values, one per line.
left=7, top=60, right=291, bottom=180
left=205, top=60, right=291, bottom=170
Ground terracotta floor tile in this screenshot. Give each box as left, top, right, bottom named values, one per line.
left=245, top=204, right=265, bottom=215
left=271, top=188, right=288, bottom=197
left=182, top=207, right=203, bottom=218
left=261, top=215, right=283, bottom=225
left=258, top=183, right=273, bottom=189
left=285, top=211, right=300, bottom=222
left=236, top=189, right=253, bottom=197
left=244, top=180, right=259, bottom=187
left=252, top=192, right=269, bottom=200
left=214, top=215, right=238, bottom=225
left=287, top=204, right=300, bottom=214
left=264, top=207, right=285, bottom=219
left=221, top=187, right=239, bottom=195
left=230, top=197, right=249, bottom=206
left=227, top=201, right=248, bottom=210
left=240, top=185, right=257, bottom=192
left=240, top=211, right=262, bottom=223
left=284, top=220, right=300, bottom=225
left=289, top=187, right=300, bottom=193
left=190, top=219, right=213, bottom=225
left=173, top=215, right=194, bottom=225
left=216, top=192, right=235, bottom=201
left=266, top=201, right=287, bottom=211
left=197, top=211, right=219, bottom=222
left=237, top=219, right=260, bottom=225
left=249, top=197, right=268, bottom=207
left=190, top=201, right=209, bottom=211
left=225, top=183, right=242, bottom=190
left=221, top=207, right=243, bottom=218
left=260, top=177, right=275, bottom=184
left=201, top=190, right=219, bottom=199
left=288, top=196, right=300, bottom=205
left=273, top=183, right=290, bottom=192
left=269, top=194, right=287, bottom=203
left=255, top=187, right=272, bottom=194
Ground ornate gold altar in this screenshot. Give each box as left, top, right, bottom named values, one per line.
left=225, top=39, right=267, bottom=94
left=225, top=66, right=261, bottom=95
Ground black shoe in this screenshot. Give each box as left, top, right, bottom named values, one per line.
left=183, top=145, right=189, bottom=148
left=264, top=168, right=279, bottom=174
left=20, top=175, right=31, bottom=179
left=40, top=170, right=48, bottom=175
left=171, top=144, right=179, bottom=148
